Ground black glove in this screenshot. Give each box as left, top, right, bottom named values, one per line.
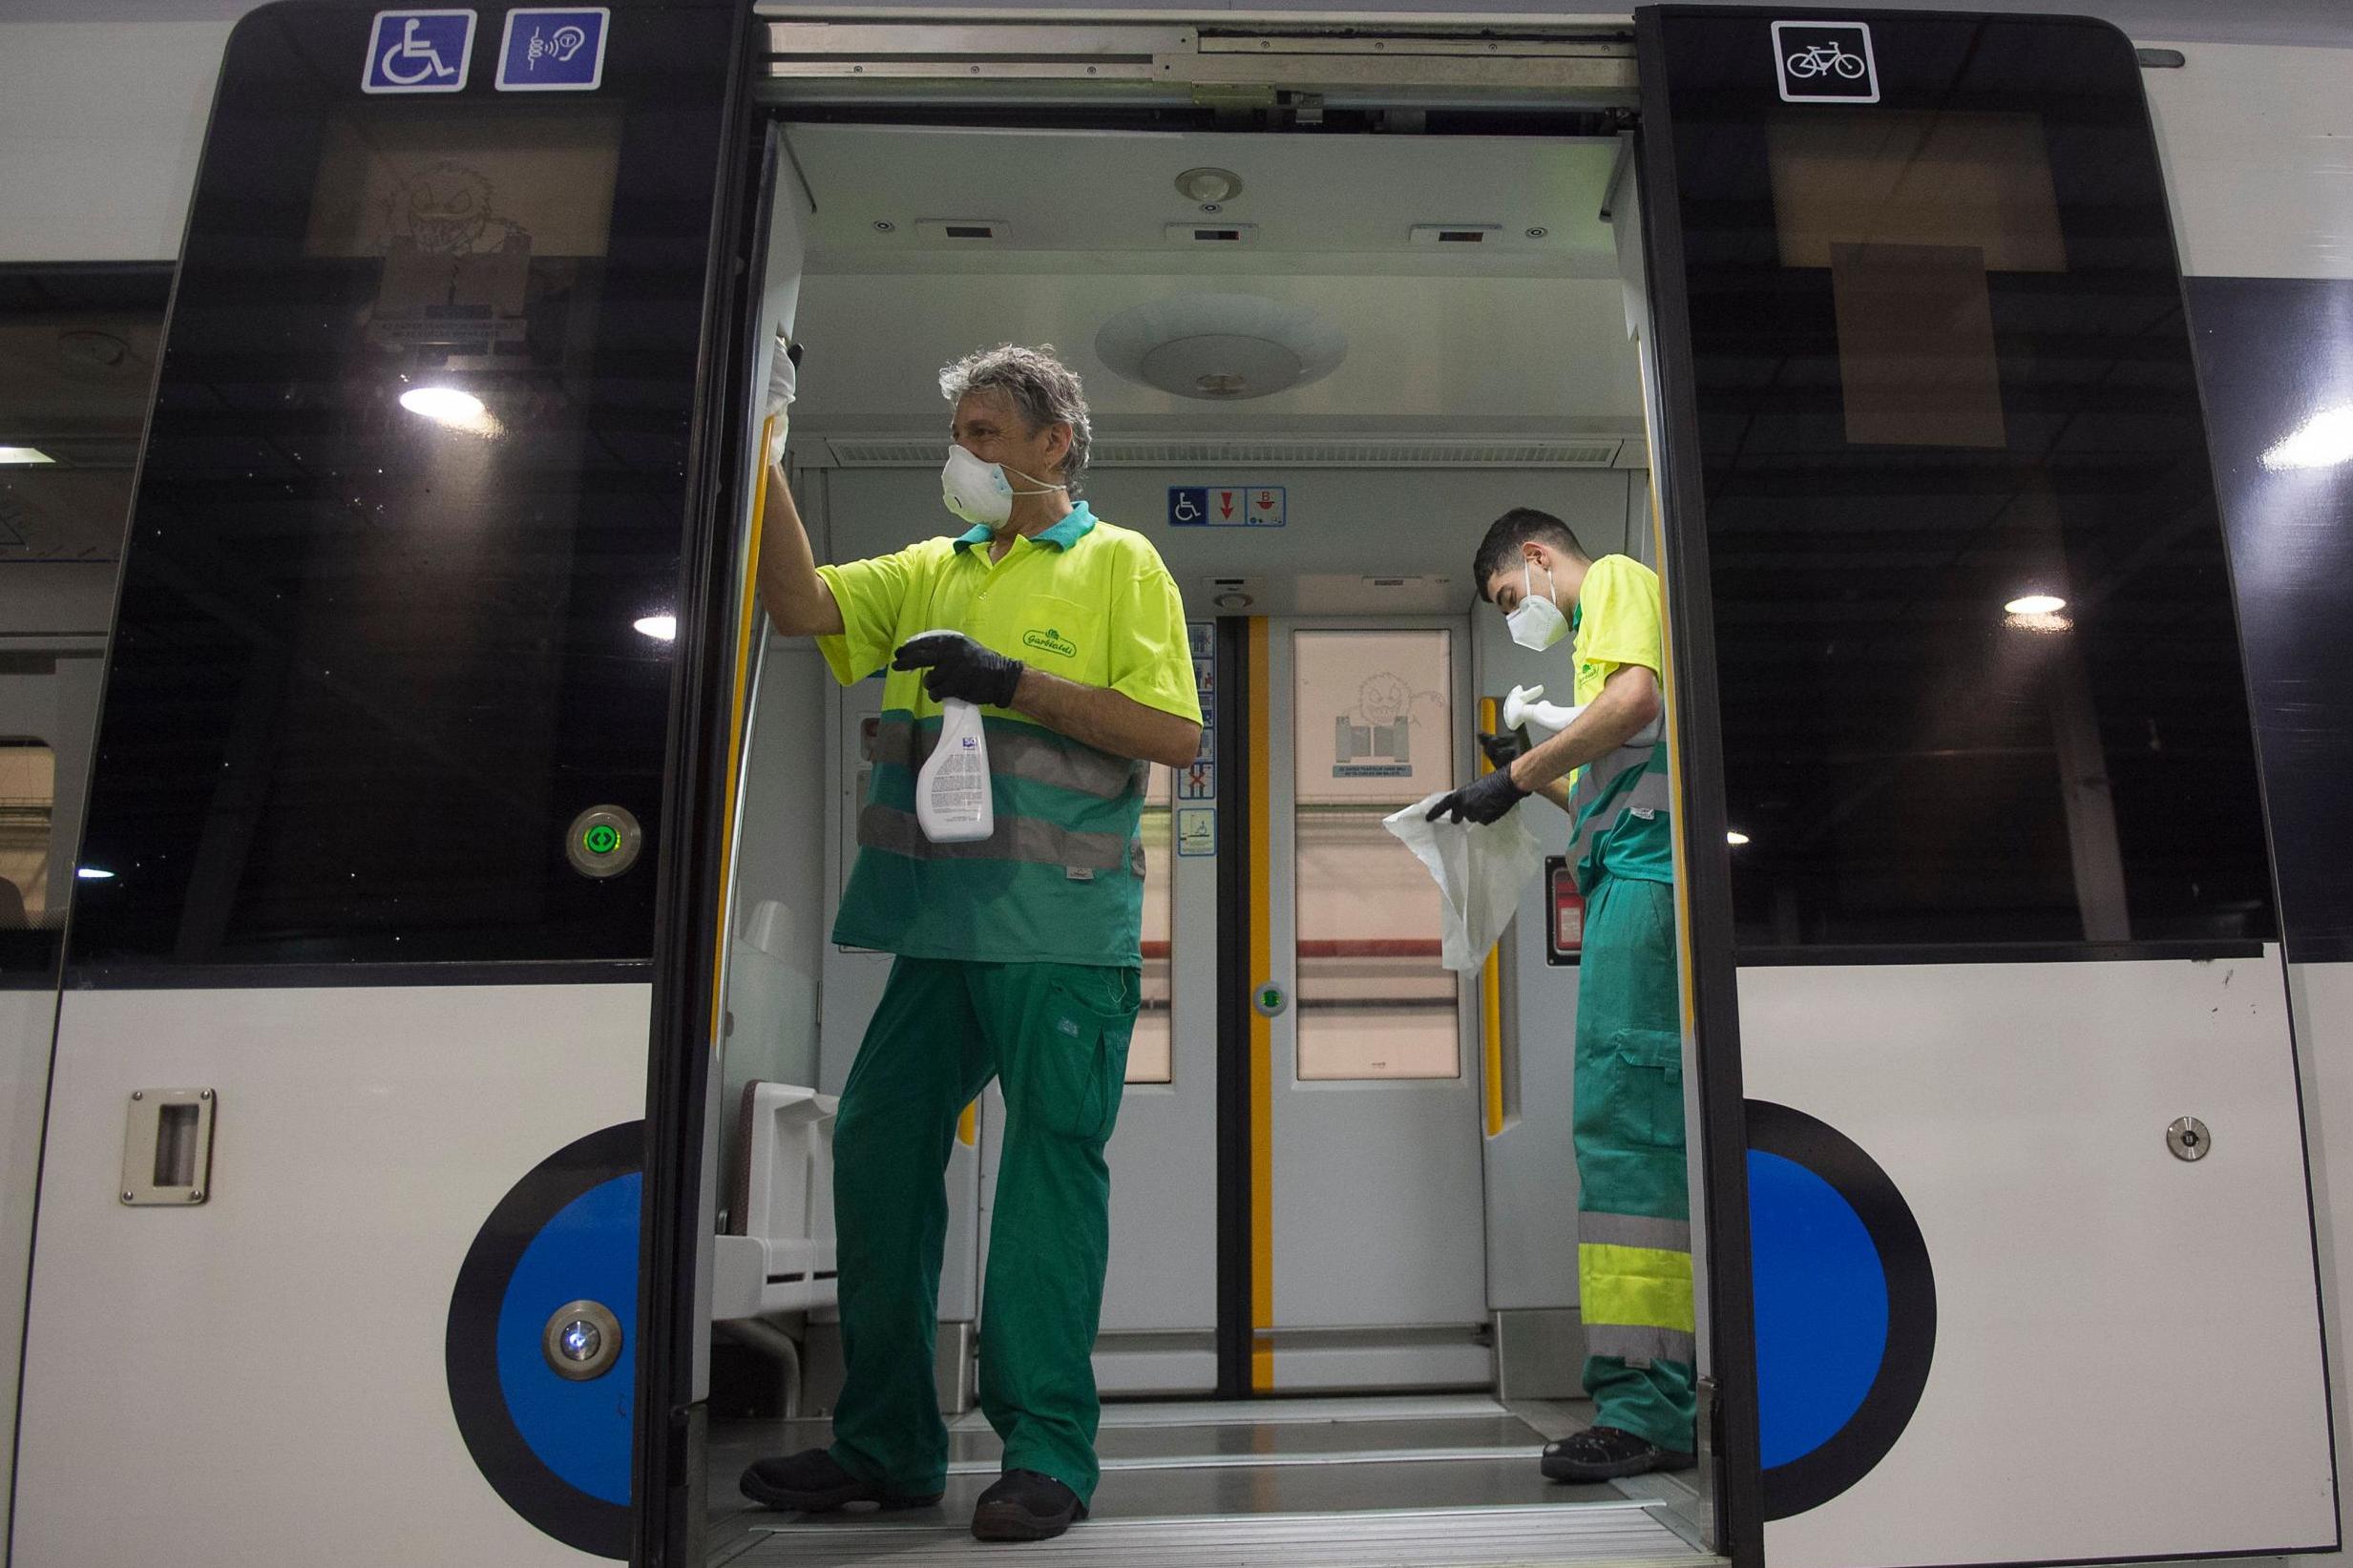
left=892, top=631, right=1024, bottom=709
left=1477, top=727, right=1530, bottom=771
left=1424, top=764, right=1528, bottom=825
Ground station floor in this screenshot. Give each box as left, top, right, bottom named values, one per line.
left=708, top=1393, right=1716, bottom=1566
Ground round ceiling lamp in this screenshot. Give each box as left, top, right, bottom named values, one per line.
left=1095, top=294, right=1346, bottom=402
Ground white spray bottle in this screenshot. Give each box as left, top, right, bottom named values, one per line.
left=914, top=629, right=996, bottom=844
left=1503, top=683, right=1663, bottom=746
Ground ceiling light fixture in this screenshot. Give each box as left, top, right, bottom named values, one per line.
left=0, top=446, right=55, bottom=466
left=634, top=614, right=678, bottom=641
left=2261, top=404, right=2353, bottom=470
left=2004, top=594, right=2067, bottom=617
left=1095, top=294, right=1347, bottom=403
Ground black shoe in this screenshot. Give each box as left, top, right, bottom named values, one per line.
left=1541, top=1426, right=1698, bottom=1483
left=739, top=1448, right=943, bottom=1513
left=971, top=1469, right=1088, bottom=1541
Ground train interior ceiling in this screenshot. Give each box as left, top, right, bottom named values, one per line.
left=703, top=120, right=1701, bottom=1563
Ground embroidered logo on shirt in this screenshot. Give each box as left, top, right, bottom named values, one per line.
left=1022, top=627, right=1078, bottom=659
left=1058, top=1016, right=1082, bottom=1037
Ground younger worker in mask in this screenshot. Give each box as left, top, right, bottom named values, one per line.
left=739, top=344, right=1201, bottom=1542
left=1425, top=507, right=1694, bottom=1482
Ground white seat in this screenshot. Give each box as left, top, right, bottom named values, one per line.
left=714, top=1080, right=838, bottom=1320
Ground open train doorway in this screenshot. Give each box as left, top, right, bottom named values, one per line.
left=688, top=81, right=1713, bottom=1568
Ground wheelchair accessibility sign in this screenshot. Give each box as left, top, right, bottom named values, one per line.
left=364, top=10, right=475, bottom=94
left=1168, top=486, right=1285, bottom=529
left=498, top=8, right=610, bottom=91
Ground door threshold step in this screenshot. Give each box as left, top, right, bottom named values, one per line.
left=946, top=1442, right=1545, bottom=1474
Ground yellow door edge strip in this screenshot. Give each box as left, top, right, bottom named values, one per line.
left=1477, top=695, right=1505, bottom=1139
left=709, top=420, right=777, bottom=1037
left=1633, top=352, right=1701, bottom=1040
left=1248, top=617, right=1275, bottom=1391
left=957, top=1100, right=977, bottom=1148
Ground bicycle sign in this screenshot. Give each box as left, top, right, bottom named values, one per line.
left=1772, top=20, right=1880, bottom=104
left=497, top=8, right=611, bottom=92
left=363, top=10, right=475, bottom=94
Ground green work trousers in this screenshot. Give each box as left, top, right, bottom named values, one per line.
left=828, top=955, right=1138, bottom=1506
left=1574, top=872, right=1699, bottom=1453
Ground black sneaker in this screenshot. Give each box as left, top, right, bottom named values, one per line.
left=970, top=1469, right=1088, bottom=1541
left=739, top=1448, right=942, bottom=1513
left=1541, top=1426, right=1698, bottom=1483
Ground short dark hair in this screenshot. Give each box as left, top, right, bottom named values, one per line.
left=1473, top=508, right=1587, bottom=601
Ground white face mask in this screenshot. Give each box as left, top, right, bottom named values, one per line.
left=1506, top=558, right=1569, bottom=651
left=941, top=444, right=1062, bottom=527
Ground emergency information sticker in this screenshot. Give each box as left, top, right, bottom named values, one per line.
left=1177, top=806, right=1216, bottom=857
left=497, top=7, right=610, bottom=91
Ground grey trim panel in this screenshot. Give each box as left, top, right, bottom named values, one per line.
left=1584, top=1324, right=1699, bottom=1365
left=1580, top=1213, right=1692, bottom=1254
left=873, top=715, right=1145, bottom=801
left=858, top=804, right=1139, bottom=874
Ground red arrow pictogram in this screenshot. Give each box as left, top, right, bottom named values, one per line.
left=1256, top=490, right=1274, bottom=511
left=1219, top=491, right=1234, bottom=519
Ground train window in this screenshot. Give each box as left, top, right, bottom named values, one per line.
left=1659, top=13, right=2277, bottom=953
left=0, top=743, right=55, bottom=930
left=1292, top=629, right=1460, bottom=1080
left=65, top=6, right=736, bottom=972
left=0, top=263, right=169, bottom=980
left=1129, top=763, right=1174, bottom=1085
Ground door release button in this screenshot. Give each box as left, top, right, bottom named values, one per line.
left=1252, top=980, right=1288, bottom=1018
left=566, top=805, right=642, bottom=878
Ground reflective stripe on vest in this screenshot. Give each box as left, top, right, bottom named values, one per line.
left=1579, top=1211, right=1694, bottom=1366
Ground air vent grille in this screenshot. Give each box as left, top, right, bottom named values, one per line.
left=820, top=435, right=1627, bottom=469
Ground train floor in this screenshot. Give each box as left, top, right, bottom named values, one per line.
left=707, top=1393, right=1717, bottom=1566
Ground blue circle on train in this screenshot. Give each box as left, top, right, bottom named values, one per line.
left=494, top=1172, right=640, bottom=1505
left=1749, top=1149, right=1888, bottom=1469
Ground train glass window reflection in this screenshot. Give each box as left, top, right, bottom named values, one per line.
left=1130, top=763, right=1173, bottom=1085
left=1669, top=74, right=2277, bottom=951
left=73, top=80, right=725, bottom=968
left=1292, top=630, right=1460, bottom=1081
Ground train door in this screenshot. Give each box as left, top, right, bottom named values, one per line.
left=1256, top=617, right=1488, bottom=1389
left=9, top=5, right=755, bottom=1566
left=1634, top=8, right=2337, bottom=1567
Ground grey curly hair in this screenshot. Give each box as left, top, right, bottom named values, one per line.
left=938, top=344, right=1093, bottom=496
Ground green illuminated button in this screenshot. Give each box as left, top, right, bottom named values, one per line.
left=565, top=805, right=641, bottom=878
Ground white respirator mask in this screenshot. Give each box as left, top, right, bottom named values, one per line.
left=1506, top=558, right=1569, bottom=651
left=941, top=444, right=1062, bottom=527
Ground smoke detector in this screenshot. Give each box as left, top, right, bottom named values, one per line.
left=1175, top=166, right=1244, bottom=203
left=1095, top=294, right=1346, bottom=402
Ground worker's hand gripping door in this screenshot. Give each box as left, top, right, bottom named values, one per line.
left=1634, top=9, right=2334, bottom=1566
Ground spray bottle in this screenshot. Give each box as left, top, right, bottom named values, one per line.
left=1503, top=682, right=1663, bottom=746
left=914, top=631, right=996, bottom=844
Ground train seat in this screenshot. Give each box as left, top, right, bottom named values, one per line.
left=713, top=1079, right=838, bottom=1319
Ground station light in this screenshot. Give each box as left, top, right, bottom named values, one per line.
left=2261, top=404, right=2353, bottom=471
left=633, top=614, right=677, bottom=641
left=76, top=868, right=115, bottom=880
left=2004, top=594, right=2067, bottom=616
left=398, top=387, right=487, bottom=425
left=0, top=447, right=55, bottom=465
left=1726, top=829, right=1751, bottom=846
